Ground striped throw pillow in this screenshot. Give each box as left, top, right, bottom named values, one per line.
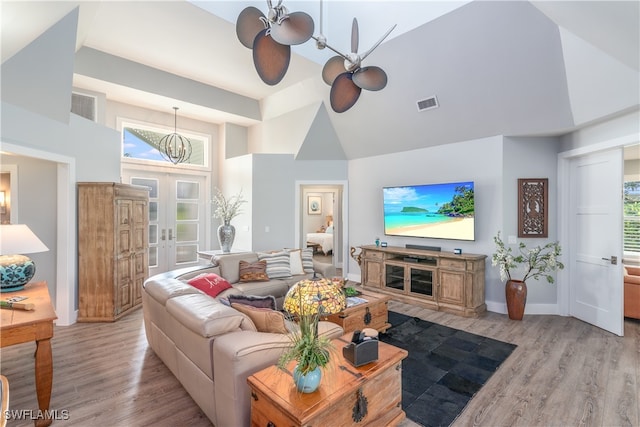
left=257, top=251, right=292, bottom=279
left=301, top=248, right=314, bottom=273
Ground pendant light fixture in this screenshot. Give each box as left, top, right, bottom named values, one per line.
left=159, top=107, right=192, bottom=164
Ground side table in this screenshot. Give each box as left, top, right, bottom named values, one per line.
left=323, top=288, right=391, bottom=334
left=247, top=335, right=408, bottom=426
left=1, top=281, right=57, bottom=427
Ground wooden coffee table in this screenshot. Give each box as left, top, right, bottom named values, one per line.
left=323, top=288, right=391, bottom=334
left=247, top=334, right=408, bottom=427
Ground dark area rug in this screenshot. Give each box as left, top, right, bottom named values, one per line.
left=379, top=311, right=517, bottom=427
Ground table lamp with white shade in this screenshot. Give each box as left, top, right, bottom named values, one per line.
left=0, top=224, right=49, bottom=292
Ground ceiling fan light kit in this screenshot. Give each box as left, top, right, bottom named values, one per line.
left=236, top=1, right=395, bottom=112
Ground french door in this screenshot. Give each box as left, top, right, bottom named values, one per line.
left=123, top=168, right=208, bottom=277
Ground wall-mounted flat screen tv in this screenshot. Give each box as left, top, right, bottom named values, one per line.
left=383, top=181, right=475, bottom=241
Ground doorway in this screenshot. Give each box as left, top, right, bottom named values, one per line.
left=558, top=135, right=638, bottom=336
left=296, top=182, right=348, bottom=272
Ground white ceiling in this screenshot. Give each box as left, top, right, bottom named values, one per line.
left=2, top=0, right=638, bottom=159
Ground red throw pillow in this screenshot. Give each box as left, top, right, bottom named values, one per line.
left=187, top=273, right=232, bottom=298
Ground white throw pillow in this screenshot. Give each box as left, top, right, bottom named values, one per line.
left=288, top=249, right=305, bottom=275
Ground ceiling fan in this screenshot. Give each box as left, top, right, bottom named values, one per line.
left=236, top=0, right=314, bottom=85
left=316, top=18, right=396, bottom=113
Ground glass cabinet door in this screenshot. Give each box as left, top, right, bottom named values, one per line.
left=385, top=264, right=405, bottom=291
left=409, top=267, right=434, bottom=297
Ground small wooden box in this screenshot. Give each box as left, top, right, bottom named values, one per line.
left=324, top=289, right=391, bottom=334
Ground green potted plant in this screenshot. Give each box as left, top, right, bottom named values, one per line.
left=492, top=231, right=564, bottom=320
left=279, top=276, right=345, bottom=393
left=277, top=313, right=333, bottom=393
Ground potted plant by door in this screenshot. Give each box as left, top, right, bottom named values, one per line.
left=492, top=231, right=564, bottom=320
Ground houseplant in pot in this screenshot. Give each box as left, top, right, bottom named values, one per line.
left=277, top=312, right=333, bottom=393
left=279, top=276, right=345, bottom=393
left=211, top=188, right=245, bottom=253
left=492, top=231, right=564, bottom=320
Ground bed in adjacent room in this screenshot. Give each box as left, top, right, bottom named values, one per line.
left=306, top=228, right=334, bottom=255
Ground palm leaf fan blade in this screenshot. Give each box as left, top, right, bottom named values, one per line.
left=353, top=66, right=388, bottom=91
left=322, top=56, right=346, bottom=86
left=253, top=29, right=291, bottom=85
left=236, top=6, right=266, bottom=49
left=270, top=11, right=314, bottom=45
left=330, top=73, right=361, bottom=113
left=351, top=18, right=359, bottom=54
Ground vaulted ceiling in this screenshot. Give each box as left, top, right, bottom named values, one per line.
left=2, top=1, right=638, bottom=159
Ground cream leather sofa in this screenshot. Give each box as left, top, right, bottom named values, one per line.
left=142, top=252, right=343, bottom=426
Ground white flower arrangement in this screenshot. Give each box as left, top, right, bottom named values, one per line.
left=212, top=188, right=246, bottom=224
left=491, top=231, right=564, bottom=283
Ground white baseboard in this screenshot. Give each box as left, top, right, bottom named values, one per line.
left=486, top=300, right=559, bottom=315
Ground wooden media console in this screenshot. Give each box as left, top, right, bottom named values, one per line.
left=360, top=245, right=487, bottom=317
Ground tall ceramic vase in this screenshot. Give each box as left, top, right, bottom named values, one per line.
left=217, top=221, right=235, bottom=253
left=505, top=279, right=527, bottom=320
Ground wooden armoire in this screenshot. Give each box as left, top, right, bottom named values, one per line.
left=78, top=182, right=149, bottom=322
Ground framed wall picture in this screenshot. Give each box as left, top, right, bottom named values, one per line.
left=518, top=178, right=548, bottom=237
left=308, top=195, right=322, bottom=215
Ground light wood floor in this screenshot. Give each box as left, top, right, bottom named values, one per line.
left=1, top=302, right=638, bottom=427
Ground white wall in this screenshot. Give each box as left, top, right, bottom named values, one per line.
left=218, top=154, right=253, bottom=252
left=0, top=156, right=58, bottom=299
left=560, top=110, right=640, bottom=152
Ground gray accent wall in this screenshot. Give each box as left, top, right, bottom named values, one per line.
left=502, top=136, right=561, bottom=306
left=347, top=135, right=562, bottom=310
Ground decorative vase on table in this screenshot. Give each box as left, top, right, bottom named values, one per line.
left=293, top=365, right=322, bottom=393
left=505, top=279, right=527, bottom=320
left=217, top=221, right=235, bottom=253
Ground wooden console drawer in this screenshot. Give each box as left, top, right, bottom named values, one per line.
left=440, top=258, right=466, bottom=270
left=365, top=251, right=384, bottom=260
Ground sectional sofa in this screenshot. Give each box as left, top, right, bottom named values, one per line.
left=141, top=249, right=343, bottom=426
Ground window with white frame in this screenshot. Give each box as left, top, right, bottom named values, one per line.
left=121, top=121, right=208, bottom=167
left=624, top=181, right=640, bottom=256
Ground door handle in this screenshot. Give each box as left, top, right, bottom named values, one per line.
left=168, top=229, right=173, bottom=241
left=161, top=229, right=166, bottom=241
left=601, top=256, right=618, bottom=265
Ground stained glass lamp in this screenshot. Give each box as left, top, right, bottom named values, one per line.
left=284, top=274, right=346, bottom=318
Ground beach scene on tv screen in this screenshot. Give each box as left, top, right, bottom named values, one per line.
left=383, top=182, right=475, bottom=240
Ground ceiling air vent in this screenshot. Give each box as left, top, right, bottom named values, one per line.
left=71, top=92, right=97, bottom=121
left=416, top=96, right=439, bottom=112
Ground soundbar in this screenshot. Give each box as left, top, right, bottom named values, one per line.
left=405, top=244, right=441, bottom=252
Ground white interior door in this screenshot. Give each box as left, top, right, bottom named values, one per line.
left=569, top=149, right=624, bottom=335
left=123, top=169, right=207, bottom=277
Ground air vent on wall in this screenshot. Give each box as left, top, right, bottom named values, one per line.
left=416, top=96, right=439, bottom=112
left=71, top=92, right=97, bottom=121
